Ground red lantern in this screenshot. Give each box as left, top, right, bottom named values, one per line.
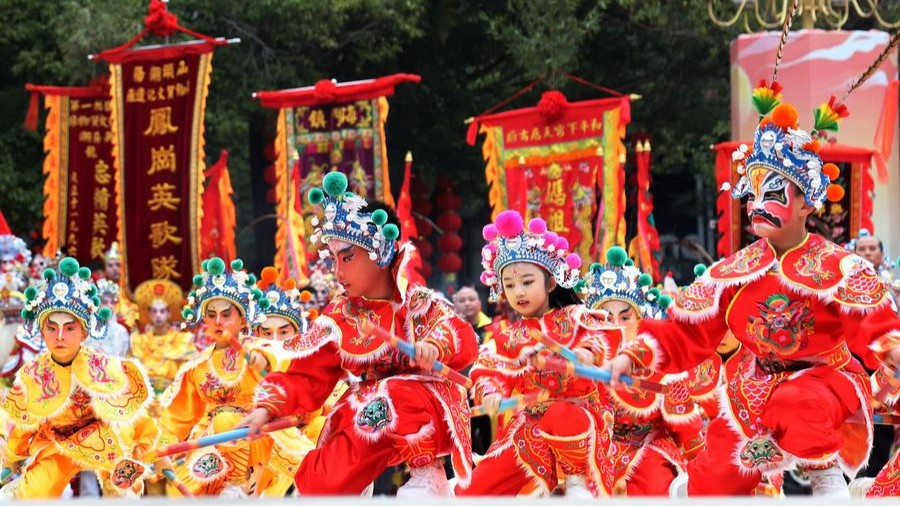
left=437, top=232, right=462, bottom=253
left=263, top=165, right=277, bottom=185
left=419, top=262, right=432, bottom=279
left=415, top=219, right=433, bottom=238
left=435, top=192, right=461, bottom=211
left=263, top=142, right=277, bottom=162
left=412, top=197, right=433, bottom=216
left=415, top=240, right=433, bottom=258
left=435, top=212, right=462, bottom=232
left=437, top=252, right=462, bottom=273
left=266, top=188, right=277, bottom=204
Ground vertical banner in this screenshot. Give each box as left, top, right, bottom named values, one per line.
left=254, top=74, right=421, bottom=282
left=28, top=83, right=118, bottom=263
left=714, top=141, right=875, bottom=256
left=468, top=94, right=630, bottom=260
left=102, top=42, right=217, bottom=294
left=629, top=139, right=661, bottom=280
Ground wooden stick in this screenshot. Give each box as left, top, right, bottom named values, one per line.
left=369, top=324, right=473, bottom=389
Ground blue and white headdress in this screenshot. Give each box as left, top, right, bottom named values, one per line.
left=0, top=234, right=31, bottom=265
left=17, top=257, right=112, bottom=344
left=254, top=266, right=311, bottom=333
left=582, top=246, right=670, bottom=320
left=480, top=210, right=582, bottom=303
left=181, top=257, right=263, bottom=329
left=307, top=172, right=400, bottom=268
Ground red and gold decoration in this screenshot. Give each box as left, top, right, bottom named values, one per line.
left=254, top=74, right=420, bottom=282
left=200, top=150, right=236, bottom=263
left=715, top=141, right=875, bottom=257
left=628, top=137, right=661, bottom=280
left=468, top=91, right=631, bottom=261
left=97, top=1, right=227, bottom=295
left=27, top=79, right=119, bottom=263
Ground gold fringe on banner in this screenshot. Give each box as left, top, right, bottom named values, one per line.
left=274, top=108, right=290, bottom=281
left=108, top=63, right=127, bottom=292
left=376, top=96, right=395, bottom=207
left=191, top=52, right=214, bottom=275
left=41, top=95, right=64, bottom=257
left=481, top=126, right=504, bottom=220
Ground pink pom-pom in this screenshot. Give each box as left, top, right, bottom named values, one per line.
left=495, top=210, right=524, bottom=238
left=528, top=218, right=547, bottom=234
left=479, top=271, right=491, bottom=285
left=544, top=231, right=558, bottom=246
left=485, top=243, right=497, bottom=254
left=565, top=253, right=582, bottom=270
left=556, top=237, right=569, bottom=251
left=482, top=224, right=498, bottom=241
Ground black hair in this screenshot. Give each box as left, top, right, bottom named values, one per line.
left=360, top=199, right=401, bottom=232
left=540, top=269, right=581, bottom=309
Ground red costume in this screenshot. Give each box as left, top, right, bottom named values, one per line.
left=863, top=358, right=900, bottom=497
left=623, top=234, right=900, bottom=494
left=457, top=305, right=620, bottom=497
left=254, top=266, right=478, bottom=494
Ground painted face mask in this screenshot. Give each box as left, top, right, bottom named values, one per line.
left=746, top=169, right=795, bottom=233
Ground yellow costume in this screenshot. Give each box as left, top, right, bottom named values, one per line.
left=0, top=347, right=157, bottom=498
left=131, top=328, right=197, bottom=395
left=159, top=338, right=312, bottom=497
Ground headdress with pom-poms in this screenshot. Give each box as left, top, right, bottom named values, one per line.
left=254, top=266, right=316, bottom=334
left=0, top=234, right=31, bottom=265
left=581, top=246, right=671, bottom=320
left=480, top=210, right=582, bottom=303
left=307, top=171, right=400, bottom=268
left=727, top=80, right=847, bottom=210
left=17, top=257, right=113, bottom=345
left=180, top=257, right=265, bottom=329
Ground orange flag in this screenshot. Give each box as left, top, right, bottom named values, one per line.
left=201, top=150, right=236, bottom=262
left=396, top=151, right=418, bottom=242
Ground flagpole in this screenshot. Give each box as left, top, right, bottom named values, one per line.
left=88, top=37, right=241, bottom=60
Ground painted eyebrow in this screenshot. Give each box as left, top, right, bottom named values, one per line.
left=337, top=245, right=354, bottom=256
left=618, top=309, right=631, bottom=315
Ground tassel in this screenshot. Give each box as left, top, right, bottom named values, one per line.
left=24, top=90, right=40, bottom=131
left=751, top=79, right=783, bottom=117
left=813, top=96, right=849, bottom=133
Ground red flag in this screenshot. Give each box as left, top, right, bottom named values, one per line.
left=396, top=151, right=418, bottom=242
left=201, top=150, right=236, bottom=262
left=0, top=207, right=10, bottom=235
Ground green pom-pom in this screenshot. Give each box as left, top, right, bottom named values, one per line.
left=308, top=188, right=325, bottom=205
left=382, top=224, right=399, bottom=241
left=251, top=288, right=264, bottom=301
left=589, top=262, right=602, bottom=273
left=605, top=246, right=628, bottom=267
left=188, top=291, right=196, bottom=299
left=896, top=257, right=900, bottom=269
left=230, top=259, right=244, bottom=271
left=625, top=259, right=634, bottom=267
left=693, top=264, right=707, bottom=277
left=246, top=274, right=257, bottom=286
left=646, top=288, right=661, bottom=302
left=21, top=309, right=34, bottom=321
left=193, top=274, right=204, bottom=286
left=258, top=299, right=271, bottom=310
left=24, top=287, right=37, bottom=301
left=98, top=307, right=112, bottom=321
left=88, top=286, right=97, bottom=297
left=322, top=171, right=348, bottom=197
left=59, top=257, right=79, bottom=277
left=91, top=296, right=102, bottom=307
left=371, top=209, right=388, bottom=226
left=574, top=279, right=587, bottom=293
left=42, top=268, right=56, bottom=280
left=658, top=294, right=673, bottom=310
left=77, top=267, right=91, bottom=280
left=201, top=260, right=209, bottom=271
left=182, top=308, right=195, bottom=320
left=638, top=273, right=653, bottom=287
left=207, top=257, right=226, bottom=276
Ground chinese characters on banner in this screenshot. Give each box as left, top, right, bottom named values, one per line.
left=103, top=43, right=217, bottom=294
left=254, top=74, right=420, bottom=282
left=468, top=95, right=630, bottom=260
left=29, top=83, right=119, bottom=264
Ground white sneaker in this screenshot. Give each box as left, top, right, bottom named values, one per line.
left=808, top=466, right=850, bottom=498
left=668, top=473, right=688, bottom=497
left=219, top=484, right=248, bottom=498
left=848, top=477, right=874, bottom=498
left=564, top=475, right=593, bottom=499
left=396, top=461, right=450, bottom=498
left=360, top=482, right=374, bottom=497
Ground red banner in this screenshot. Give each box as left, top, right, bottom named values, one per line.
left=470, top=94, right=630, bottom=260
left=104, top=42, right=216, bottom=294
left=28, top=83, right=118, bottom=263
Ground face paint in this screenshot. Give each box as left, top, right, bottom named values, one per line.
left=746, top=169, right=795, bottom=235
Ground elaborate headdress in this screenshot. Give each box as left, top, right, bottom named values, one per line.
left=0, top=235, right=31, bottom=265
left=727, top=81, right=846, bottom=210
left=307, top=171, right=400, bottom=267
left=17, top=257, right=113, bottom=343
left=582, top=246, right=670, bottom=320
left=181, top=257, right=263, bottom=329
left=480, top=210, right=582, bottom=302
left=95, top=278, right=120, bottom=302
left=134, top=278, right=184, bottom=322
left=104, top=241, right=121, bottom=262
left=254, top=267, right=315, bottom=333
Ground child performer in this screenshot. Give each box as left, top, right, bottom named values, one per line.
left=240, top=172, right=478, bottom=497
left=0, top=257, right=158, bottom=498
left=609, top=93, right=900, bottom=497
left=159, top=257, right=286, bottom=497
left=455, top=211, right=620, bottom=498
left=584, top=247, right=716, bottom=495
